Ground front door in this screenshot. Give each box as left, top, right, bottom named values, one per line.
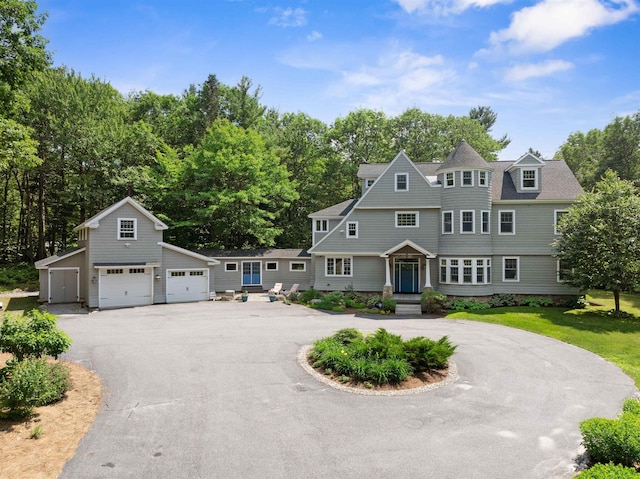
left=242, top=261, right=262, bottom=286
left=394, top=260, right=419, bottom=294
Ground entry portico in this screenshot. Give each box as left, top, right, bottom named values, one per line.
left=381, top=240, right=436, bottom=299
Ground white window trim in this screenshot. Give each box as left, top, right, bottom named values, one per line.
left=289, top=262, right=307, bottom=272
left=444, top=172, right=455, bottom=188
left=325, top=257, right=353, bottom=277
left=462, top=170, right=474, bottom=187
left=499, top=210, right=516, bottom=235
left=395, top=211, right=419, bottom=228
left=502, top=257, right=520, bottom=282
left=479, top=171, right=488, bottom=187
left=554, top=209, right=568, bottom=235
left=224, top=262, right=238, bottom=272
left=117, top=218, right=137, bottom=240
left=366, top=179, right=375, bottom=188
left=346, top=221, right=358, bottom=239
left=265, top=261, right=278, bottom=271
left=460, top=210, right=475, bottom=234
left=395, top=173, right=409, bottom=192
left=521, top=168, right=538, bottom=190
left=442, top=211, right=454, bottom=234
left=481, top=210, right=491, bottom=234
left=314, top=219, right=328, bottom=233
left=439, top=257, right=491, bottom=285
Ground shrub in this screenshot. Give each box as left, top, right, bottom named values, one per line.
left=521, top=296, right=553, bottom=307
left=575, top=463, right=640, bottom=478
left=366, top=295, right=383, bottom=309
left=0, top=310, right=72, bottom=361
left=445, top=299, right=490, bottom=311
left=288, top=291, right=300, bottom=302
left=403, top=336, right=457, bottom=372
left=565, top=295, right=589, bottom=309
left=300, top=287, right=323, bottom=304
left=488, top=293, right=518, bottom=307
left=421, top=290, right=447, bottom=313
left=622, top=398, right=640, bottom=416
left=381, top=299, right=396, bottom=313
left=0, top=358, right=71, bottom=418
left=343, top=284, right=364, bottom=302
left=0, top=263, right=39, bottom=289
left=607, top=310, right=637, bottom=320
left=580, top=413, right=640, bottom=468
left=365, top=328, right=404, bottom=359
left=332, top=328, right=364, bottom=345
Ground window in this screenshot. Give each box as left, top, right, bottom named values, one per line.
left=442, top=211, right=453, bottom=234
left=395, top=211, right=418, bottom=228
left=129, top=268, right=145, bottom=274
left=499, top=210, right=515, bottom=235
left=117, top=218, right=137, bottom=240
left=395, top=173, right=409, bottom=191
left=346, top=221, right=358, bottom=238
left=521, top=169, right=538, bottom=189
left=481, top=210, right=490, bottom=234
left=106, top=268, right=123, bottom=275
left=170, top=271, right=186, bottom=277
left=190, top=271, right=204, bottom=276
left=444, top=172, right=454, bottom=188
left=479, top=171, right=488, bottom=187
left=265, top=262, right=278, bottom=271
left=461, top=211, right=475, bottom=233
left=439, top=258, right=490, bottom=284
left=326, top=257, right=352, bottom=276
left=557, top=259, right=571, bottom=282
left=462, top=171, right=473, bottom=186
left=78, top=228, right=87, bottom=241
left=315, top=219, right=328, bottom=232
left=225, top=262, right=238, bottom=272
left=366, top=179, right=375, bottom=188
left=290, top=262, right=307, bottom=272
left=554, top=210, right=568, bottom=235
left=503, top=257, right=519, bottom=282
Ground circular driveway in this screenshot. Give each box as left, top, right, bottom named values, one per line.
left=57, top=300, right=638, bottom=479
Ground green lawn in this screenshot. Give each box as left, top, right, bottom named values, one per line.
left=0, top=296, right=39, bottom=318
left=447, top=290, right=640, bottom=388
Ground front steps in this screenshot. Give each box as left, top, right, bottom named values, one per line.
left=394, top=303, right=422, bottom=315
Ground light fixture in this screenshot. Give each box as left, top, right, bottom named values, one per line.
left=91, top=276, right=97, bottom=284
left=155, top=274, right=161, bottom=280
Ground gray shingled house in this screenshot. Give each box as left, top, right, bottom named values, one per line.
left=36, top=140, right=583, bottom=309
left=308, top=140, right=583, bottom=300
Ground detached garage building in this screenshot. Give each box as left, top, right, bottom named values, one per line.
left=36, top=197, right=219, bottom=309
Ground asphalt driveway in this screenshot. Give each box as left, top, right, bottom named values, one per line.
left=56, top=300, right=638, bottom=479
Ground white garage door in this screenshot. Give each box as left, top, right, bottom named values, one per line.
left=99, top=267, right=153, bottom=309
left=166, top=269, right=209, bottom=303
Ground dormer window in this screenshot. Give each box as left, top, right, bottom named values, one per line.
left=395, top=173, right=408, bottom=192
left=118, top=218, right=137, bottom=240
left=366, top=179, right=375, bottom=188
left=462, top=171, right=473, bottom=187
left=315, top=219, right=328, bottom=232
left=522, top=169, right=538, bottom=189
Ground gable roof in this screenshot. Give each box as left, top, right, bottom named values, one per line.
left=506, top=152, right=545, bottom=172
left=199, top=248, right=311, bottom=259
left=35, top=246, right=86, bottom=269
left=308, top=199, right=357, bottom=218
left=74, top=197, right=168, bottom=232
left=160, top=242, right=220, bottom=265
left=381, top=240, right=436, bottom=258
left=435, top=140, right=492, bottom=173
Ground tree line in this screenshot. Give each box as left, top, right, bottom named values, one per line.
left=1, top=1, right=639, bottom=264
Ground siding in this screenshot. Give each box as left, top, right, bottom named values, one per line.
left=493, top=255, right=580, bottom=295
left=215, top=258, right=313, bottom=292
left=313, top=255, right=384, bottom=292
left=87, top=203, right=163, bottom=307
left=39, top=252, right=86, bottom=303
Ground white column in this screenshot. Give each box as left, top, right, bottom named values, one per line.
left=384, top=257, right=391, bottom=286
left=424, top=258, right=432, bottom=288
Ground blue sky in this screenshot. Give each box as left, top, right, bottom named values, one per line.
left=38, top=0, right=640, bottom=161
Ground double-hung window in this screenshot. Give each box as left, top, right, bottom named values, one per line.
left=346, top=221, right=358, bottom=238
left=440, top=258, right=491, bottom=284
left=554, top=210, right=568, bottom=235
left=461, top=211, right=475, bottom=233
left=499, top=210, right=515, bottom=235
left=503, top=257, right=519, bottom=282
left=445, top=172, right=454, bottom=188
left=462, top=171, right=473, bottom=186
left=396, top=211, right=418, bottom=228
left=395, top=173, right=408, bottom=192
left=481, top=211, right=490, bottom=234
left=326, top=257, right=352, bottom=277
left=479, top=171, right=488, bottom=187
left=442, top=211, right=453, bottom=234
left=315, top=219, right=328, bottom=232
left=557, top=259, right=571, bottom=282
left=521, top=169, right=538, bottom=189
left=118, top=218, right=137, bottom=240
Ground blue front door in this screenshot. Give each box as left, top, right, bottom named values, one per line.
left=242, top=261, right=261, bottom=286
left=394, top=260, right=419, bottom=294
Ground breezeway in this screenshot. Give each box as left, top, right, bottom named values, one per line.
left=56, top=301, right=638, bottom=479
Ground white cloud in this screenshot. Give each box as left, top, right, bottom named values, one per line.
left=269, top=7, right=307, bottom=27
left=307, top=30, right=322, bottom=42
left=489, top=0, right=639, bottom=54
left=504, top=59, right=574, bottom=81
left=393, top=0, right=511, bottom=15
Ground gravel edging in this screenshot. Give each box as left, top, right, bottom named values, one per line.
left=297, top=344, right=459, bottom=396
